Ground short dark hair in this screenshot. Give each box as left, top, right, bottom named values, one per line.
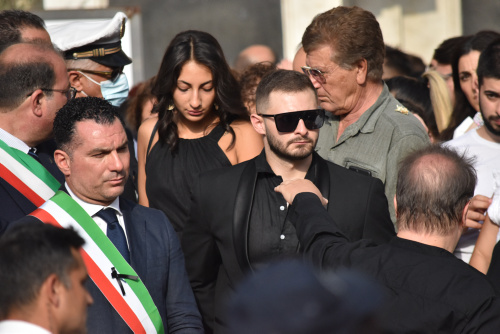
left=255, top=69, right=317, bottom=113
left=0, top=43, right=56, bottom=110
left=0, top=223, right=84, bottom=318
left=0, top=10, right=46, bottom=47
left=53, top=97, right=125, bottom=153
left=477, top=38, right=500, bottom=87
left=302, top=6, right=385, bottom=81
left=396, top=145, right=476, bottom=235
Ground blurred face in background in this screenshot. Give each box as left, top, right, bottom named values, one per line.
left=458, top=51, right=481, bottom=111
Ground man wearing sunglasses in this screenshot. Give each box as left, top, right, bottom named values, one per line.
left=302, top=6, right=430, bottom=225
left=0, top=42, right=71, bottom=223
left=47, top=12, right=131, bottom=108
left=182, top=70, right=395, bottom=334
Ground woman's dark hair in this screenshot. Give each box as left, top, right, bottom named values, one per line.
left=152, top=30, right=247, bottom=152
left=386, top=76, right=438, bottom=140
left=441, top=31, right=500, bottom=140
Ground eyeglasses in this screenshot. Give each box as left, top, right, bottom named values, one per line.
left=68, top=67, right=123, bottom=82
left=258, top=109, right=325, bottom=132
left=27, top=87, right=77, bottom=100
left=301, top=66, right=328, bottom=84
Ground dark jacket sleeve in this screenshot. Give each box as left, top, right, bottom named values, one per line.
left=181, top=178, right=221, bottom=334
left=289, top=192, right=376, bottom=270
left=361, top=177, right=395, bottom=243
left=161, top=210, right=205, bottom=334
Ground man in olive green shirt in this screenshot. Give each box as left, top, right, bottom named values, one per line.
left=301, top=6, right=429, bottom=224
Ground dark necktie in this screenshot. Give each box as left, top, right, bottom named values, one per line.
left=95, top=208, right=130, bottom=263
left=28, top=147, right=40, bottom=162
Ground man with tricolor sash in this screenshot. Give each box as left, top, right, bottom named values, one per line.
left=17, top=97, right=203, bottom=333
left=0, top=41, right=71, bottom=227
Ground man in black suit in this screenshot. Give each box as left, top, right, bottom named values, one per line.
left=276, top=145, right=500, bottom=333
left=16, top=97, right=203, bottom=333
left=182, top=70, right=395, bottom=333
left=0, top=42, right=69, bottom=223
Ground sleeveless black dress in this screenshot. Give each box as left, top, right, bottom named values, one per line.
left=145, top=123, right=231, bottom=235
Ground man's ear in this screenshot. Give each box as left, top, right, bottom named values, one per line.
left=68, top=71, right=85, bottom=95
left=44, top=273, right=62, bottom=307
left=355, top=58, right=368, bottom=85
left=54, top=149, right=71, bottom=177
left=250, top=113, right=266, bottom=136
left=462, top=200, right=471, bottom=228
left=29, top=89, right=45, bottom=117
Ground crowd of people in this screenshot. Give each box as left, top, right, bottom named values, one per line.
left=0, top=4, right=500, bottom=334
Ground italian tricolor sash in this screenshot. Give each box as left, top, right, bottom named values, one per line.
left=30, top=191, right=164, bottom=334
left=0, top=139, right=59, bottom=205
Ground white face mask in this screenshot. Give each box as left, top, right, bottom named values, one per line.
left=79, top=71, right=129, bottom=107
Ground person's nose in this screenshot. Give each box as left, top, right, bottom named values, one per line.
left=190, top=90, right=201, bottom=109
left=108, top=150, right=124, bottom=172
left=294, top=119, right=308, bottom=136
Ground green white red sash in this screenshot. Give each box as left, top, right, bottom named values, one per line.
left=30, top=191, right=164, bottom=334
left=0, top=139, right=59, bottom=205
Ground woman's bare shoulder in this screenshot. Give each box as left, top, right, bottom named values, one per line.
left=138, top=117, right=159, bottom=142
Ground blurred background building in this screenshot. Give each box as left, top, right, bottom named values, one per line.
left=3, top=0, right=498, bottom=86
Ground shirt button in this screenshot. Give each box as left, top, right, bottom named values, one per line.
left=280, top=205, right=285, bottom=211
left=280, top=234, right=285, bottom=240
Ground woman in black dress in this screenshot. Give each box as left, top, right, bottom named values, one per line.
left=137, top=30, right=263, bottom=235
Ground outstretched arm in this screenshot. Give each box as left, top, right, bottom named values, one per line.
left=470, top=215, right=499, bottom=273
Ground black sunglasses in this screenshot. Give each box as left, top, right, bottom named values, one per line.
left=258, top=109, right=325, bottom=132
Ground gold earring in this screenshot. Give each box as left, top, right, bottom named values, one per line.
left=214, top=103, right=219, bottom=111
left=167, top=104, right=174, bottom=111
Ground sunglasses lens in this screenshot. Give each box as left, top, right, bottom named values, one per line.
left=273, top=110, right=325, bottom=132
left=302, top=110, right=325, bottom=130
left=274, top=113, right=300, bottom=132
left=311, top=69, right=325, bottom=83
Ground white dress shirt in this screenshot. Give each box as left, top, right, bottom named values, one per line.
left=0, top=320, right=51, bottom=334
left=0, top=127, right=31, bottom=154
left=65, top=182, right=129, bottom=246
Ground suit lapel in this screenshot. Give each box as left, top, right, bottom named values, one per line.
left=232, top=161, right=257, bottom=273
left=314, top=154, right=331, bottom=211
left=119, top=198, right=147, bottom=277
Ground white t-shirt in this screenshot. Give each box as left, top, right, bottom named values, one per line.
left=445, top=128, right=500, bottom=262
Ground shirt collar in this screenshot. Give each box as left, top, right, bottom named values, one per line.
left=65, top=182, right=122, bottom=217
left=255, top=149, right=319, bottom=182
left=339, top=83, right=390, bottom=136
left=0, top=127, right=31, bottom=154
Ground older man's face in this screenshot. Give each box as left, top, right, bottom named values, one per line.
left=305, top=45, right=361, bottom=116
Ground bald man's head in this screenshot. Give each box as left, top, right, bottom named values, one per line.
left=0, top=42, right=64, bottom=110
left=396, top=145, right=476, bottom=235
left=0, top=10, right=50, bottom=51
left=234, top=44, right=276, bottom=73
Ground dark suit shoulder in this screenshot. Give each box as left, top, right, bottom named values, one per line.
left=120, top=197, right=173, bottom=227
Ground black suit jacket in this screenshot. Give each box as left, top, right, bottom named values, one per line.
left=182, top=151, right=394, bottom=333
left=16, top=195, right=203, bottom=334
left=290, top=193, right=500, bottom=333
